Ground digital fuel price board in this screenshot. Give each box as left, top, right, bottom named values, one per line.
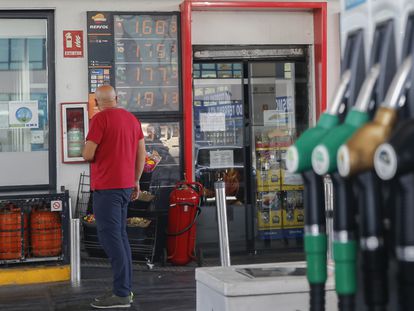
left=87, top=12, right=180, bottom=115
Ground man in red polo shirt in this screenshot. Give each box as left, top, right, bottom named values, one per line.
left=82, top=85, right=146, bottom=309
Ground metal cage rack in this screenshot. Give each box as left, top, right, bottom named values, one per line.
left=0, top=191, right=70, bottom=265
left=75, top=173, right=159, bottom=266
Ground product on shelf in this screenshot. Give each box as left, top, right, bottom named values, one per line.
left=144, top=150, right=162, bottom=173
left=282, top=190, right=304, bottom=238
left=83, top=213, right=151, bottom=228
left=127, top=217, right=151, bottom=228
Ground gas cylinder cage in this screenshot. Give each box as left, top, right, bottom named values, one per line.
left=0, top=191, right=70, bottom=265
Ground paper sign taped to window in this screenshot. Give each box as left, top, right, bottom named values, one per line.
left=8, top=101, right=39, bottom=128
left=200, top=112, right=225, bottom=132
left=210, top=149, right=234, bottom=168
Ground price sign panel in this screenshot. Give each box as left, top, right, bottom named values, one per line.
left=114, top=14, right=180, bottom=112
left=87, top=12, right=180, bottom=116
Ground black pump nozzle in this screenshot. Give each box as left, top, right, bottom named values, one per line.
left=374, top=119, right=414, bottom=311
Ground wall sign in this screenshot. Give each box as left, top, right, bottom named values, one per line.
left=63, top=30, right=84, bottom=58
left=87, top=12, right=180, bottom=117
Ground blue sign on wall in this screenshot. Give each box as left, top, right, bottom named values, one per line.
left=345, top=0, right=367, bottom=10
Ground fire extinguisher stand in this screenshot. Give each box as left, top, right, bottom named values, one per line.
left=215, top=181, right=231, bottom=267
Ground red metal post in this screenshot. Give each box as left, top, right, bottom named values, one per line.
left=181, top=0, right=194, bottom=181
left=313, top=3, right=328, bottom=117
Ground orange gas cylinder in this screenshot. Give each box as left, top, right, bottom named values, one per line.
left=0, top=204, right=28, bottom=260
left=31, top=209, right=62, bottom=257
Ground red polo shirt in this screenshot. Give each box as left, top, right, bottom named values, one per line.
left=86, top=107, right=144, bottom=190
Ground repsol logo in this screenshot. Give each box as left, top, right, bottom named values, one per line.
left=90, top=25, right=109, bottom=30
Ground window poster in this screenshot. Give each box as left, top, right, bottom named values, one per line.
left=209, top=149, right=234, bottom=168
left=200, top=112, right=226, bottom=132
left=8, top=101, right=39, bottom=128
left=263, top=96, right=295, bottom=130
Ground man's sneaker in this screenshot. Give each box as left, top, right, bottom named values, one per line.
left=95, top=291, right=134, bottom=303
left=90, top=294, right=131, bottom=309
left=94, top=290, right=112, bottom=302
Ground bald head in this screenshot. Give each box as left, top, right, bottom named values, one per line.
left=95, top=85, right=117, bottom=110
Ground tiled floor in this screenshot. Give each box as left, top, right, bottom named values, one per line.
left=0, top=250, right=305, bottom=311
left=0, top=255, right=402, bottom=311
left=0, top=267, right=196, bottom=311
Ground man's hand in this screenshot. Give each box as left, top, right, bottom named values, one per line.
left=131, top=182, right=140, bottom=201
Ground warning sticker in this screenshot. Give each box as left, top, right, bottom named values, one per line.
left=51, top=200, right=63, bottom=212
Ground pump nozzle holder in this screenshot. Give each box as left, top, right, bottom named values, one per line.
left=374, top=120, right=414, bottom=180
left=286, top=113, right=339, bottom=173
left=337, top=107, right=397, bottom=177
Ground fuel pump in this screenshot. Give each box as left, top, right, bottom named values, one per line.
left=285, top=70, right=351, bottom=311
left=374, top=105, right=414, bottom=311
left=373, top=23, right=414, bottom=311
left=337, top=56, right=412, bottom=311
left=311, top=65, right=380, bottom=311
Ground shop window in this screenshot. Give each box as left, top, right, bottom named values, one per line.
left=0, top=12, right=55, bottom=190
left=0, top=38, right=45, bottom=71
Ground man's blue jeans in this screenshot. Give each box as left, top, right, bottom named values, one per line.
left=93, top=188, right=133, bottom=297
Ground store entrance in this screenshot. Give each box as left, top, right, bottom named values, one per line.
left=192, top=46, right=311, bottom=258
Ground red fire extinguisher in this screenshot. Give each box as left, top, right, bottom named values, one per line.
left=166, top=181, right=203, bottom=266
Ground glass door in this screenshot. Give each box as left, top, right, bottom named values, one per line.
left=249, top=61, right=306, bottom=251
left=140, top=120, right=181, bottom=208
left=193, top=62, right=247, bottom=254
left=192, top=53, right=311, bottom=258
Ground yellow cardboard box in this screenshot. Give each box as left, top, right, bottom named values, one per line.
left=257, top=209, right=282, bottom=230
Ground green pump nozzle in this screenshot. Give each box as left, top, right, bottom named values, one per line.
left=307, top=65, right=380, bottom=308
left=311, top=65, right=380, bottom=175
left=285, top=70, right=352, bottom=311
left=286, top=70, right=351, bottom=173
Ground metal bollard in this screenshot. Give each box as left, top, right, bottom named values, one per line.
left=215, top=181, right=231, bottom=267
left=70, top=218, right=81, bottom=286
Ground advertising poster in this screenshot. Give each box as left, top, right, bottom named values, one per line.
left=87, top=11, right=114, bottom=119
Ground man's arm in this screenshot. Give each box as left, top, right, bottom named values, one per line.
left=82, top=140, right=98, bottom=162
left=132, top=138, right=146, bottom=200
